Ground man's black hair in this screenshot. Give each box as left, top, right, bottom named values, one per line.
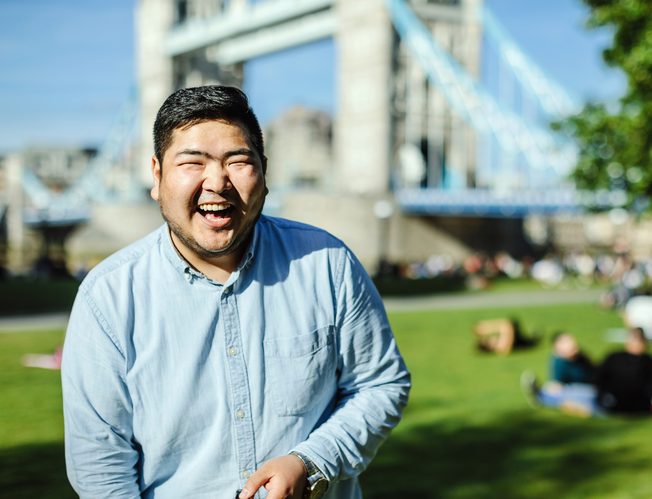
left=153, top=85, right=264, bottom=164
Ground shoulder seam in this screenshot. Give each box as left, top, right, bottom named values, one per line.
left=333, top=246, right=348, bottom=327
left=81, top=230, right=162, bottom=290
left=79, top=287, right=126, bottom=360
left=262, top=216, right=346, bottom=243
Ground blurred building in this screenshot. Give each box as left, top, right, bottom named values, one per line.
left=0, top=142, right=161, bottom=275
left=17, top=147, right=97, bottom=192
left=264, top=106, right=333, bottom=190
left=0, top=147, right=98, bottom=273
left=6, top=1, right=647, bottom=276
left=136, top=0, right=484, bottom=268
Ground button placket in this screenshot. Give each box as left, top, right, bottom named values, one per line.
left=221, top=289, right=256, bottom=480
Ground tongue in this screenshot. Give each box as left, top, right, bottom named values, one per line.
left=204, top=211, right=228, bottom=220
left=201, top=209, right=232, bottom=228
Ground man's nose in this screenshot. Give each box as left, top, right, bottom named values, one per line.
left=202, top=162, right=231, bottom=192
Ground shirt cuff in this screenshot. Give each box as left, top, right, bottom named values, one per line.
left=288, top=450, right=328, bottom=486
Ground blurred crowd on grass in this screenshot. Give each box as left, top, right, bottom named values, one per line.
left=376, top=249, right=652, bottom=302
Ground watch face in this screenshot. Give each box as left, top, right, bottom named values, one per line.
left=309, top=477, right=329, bottom=499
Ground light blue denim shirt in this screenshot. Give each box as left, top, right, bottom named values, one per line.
left=62, top=215, right=410, bottom=499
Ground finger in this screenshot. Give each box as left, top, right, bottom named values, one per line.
left=263, top=475, right=300, bottom=499
left=239, top=468, right=270, bottom=499
left=263, top=485, right=292, bottom=499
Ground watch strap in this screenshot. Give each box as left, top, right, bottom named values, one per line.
left=289, top=451, right=328, bottom=498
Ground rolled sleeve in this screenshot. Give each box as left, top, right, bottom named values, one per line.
left=292, top=249, right=411, bottom=481
left=61, top=289, right=141, bottom=498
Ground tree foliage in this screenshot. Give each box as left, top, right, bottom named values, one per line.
left=557, top=0, right=652, bottom=208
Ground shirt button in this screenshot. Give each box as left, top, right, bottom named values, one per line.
left=242, top=469, right=251, bottom=479
left=228, top=346, right=238, bottom=357
left=235, top=408, right=246, bottom=420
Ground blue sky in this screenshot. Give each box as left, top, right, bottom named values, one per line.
left=0, top=0, right=625, bottom=154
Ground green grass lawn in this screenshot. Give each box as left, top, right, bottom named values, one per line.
left=361, top=302, right=652, bottom=498
left=0, top=329, right=74, bottom=499
left=1, top=298, right=651, bottom=498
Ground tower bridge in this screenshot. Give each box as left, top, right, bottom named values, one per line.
left=4, top=0, right=605, bottom=272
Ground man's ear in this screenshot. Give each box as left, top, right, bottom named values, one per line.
left=150, top=155, right=161, bottom=201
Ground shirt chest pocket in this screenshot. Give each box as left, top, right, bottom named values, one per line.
left=264, top=325, right=336, bottom=416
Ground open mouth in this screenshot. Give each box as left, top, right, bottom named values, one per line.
left=197, top=202, right=235, bottom=221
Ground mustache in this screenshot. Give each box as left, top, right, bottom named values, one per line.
left=195, top=192, right=240, bottom=206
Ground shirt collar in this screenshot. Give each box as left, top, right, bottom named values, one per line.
left=159, top=219, right=261, bottom=282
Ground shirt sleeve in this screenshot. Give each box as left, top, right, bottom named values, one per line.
left=291, top=248, right=411, bottom=481
left=61, top=287, right=141, bottom=498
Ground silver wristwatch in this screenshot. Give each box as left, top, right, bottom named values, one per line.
left=289, top=451, right=329, bottom=499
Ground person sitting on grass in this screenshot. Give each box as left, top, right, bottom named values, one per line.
left=549, top=331, right=594, bottom=385
left=521, top=332, right=596, bottom=416
left=522, top=328, right=652, bottom=417
left=596, top=327, right=652, bottom=414
left=473, top=317, right=540, bottom=355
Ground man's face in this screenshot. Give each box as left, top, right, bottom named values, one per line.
left=151, top=119, right=266, bottom=266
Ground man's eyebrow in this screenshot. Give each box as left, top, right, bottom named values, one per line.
left=174, top=148, right=255, bottom=160
left=175, top=149, right=215, bottom=160
left=223, top=148, right=256, bottom=159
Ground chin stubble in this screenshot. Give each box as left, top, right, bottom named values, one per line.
left=159, top=203, right=263, bottom=260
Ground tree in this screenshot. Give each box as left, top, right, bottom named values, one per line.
left=556, top=0, right=652, bottom=210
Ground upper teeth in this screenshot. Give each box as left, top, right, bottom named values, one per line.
left=200, top=203, right=229, bottom=212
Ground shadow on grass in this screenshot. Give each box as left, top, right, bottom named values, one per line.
left=1, top=413, right=645, bottom=499
left=360, top=410, right=645, bottom=499
left=0, top=441, right=74, bottom=499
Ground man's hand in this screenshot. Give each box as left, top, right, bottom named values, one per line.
left=239, top=454, right=307, bottom=499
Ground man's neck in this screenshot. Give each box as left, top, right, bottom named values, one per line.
left=193, top=257, right=238, bottom=284
left=169, top=231, right=246, bottom=284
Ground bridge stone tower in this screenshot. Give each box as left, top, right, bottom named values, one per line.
left=335, top=1, right=393, bottom=195
left=136, top=0, right=482, bottom=268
